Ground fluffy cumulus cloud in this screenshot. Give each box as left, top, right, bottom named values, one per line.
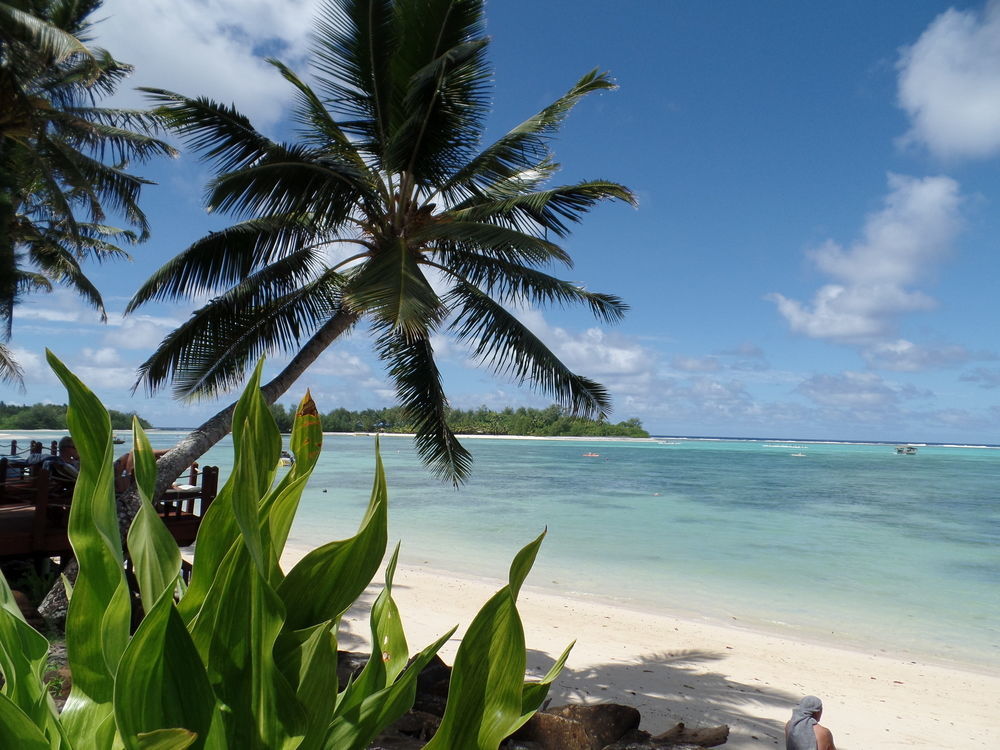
left=94, top=0, right=324, bottom=126
left=768, top=174, right=962, bottom=352
left=897, top=0, right=1000, bottom=159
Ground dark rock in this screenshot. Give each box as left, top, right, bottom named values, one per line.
left=515, top=711, right=594, bottom=749
left=387, top=709, right=440, bottom=741
left=412, top=654, right=451, bottom=716
left=548, top=704, right=641, bottom=747
left=337, top=650, right=369, bottom=686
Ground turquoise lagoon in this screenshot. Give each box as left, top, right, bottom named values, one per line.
left=7, top=431, right=999, bottom=669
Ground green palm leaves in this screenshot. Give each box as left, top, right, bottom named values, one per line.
left=128, top=0, right=634, bottom=484
left=0, top=355, right=569, bottom=748
left=0, top=0, right=175, bottom=382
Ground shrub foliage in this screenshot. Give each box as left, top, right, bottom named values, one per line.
left=0, top=353, right=569, bottom=748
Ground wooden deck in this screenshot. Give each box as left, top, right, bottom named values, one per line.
left=1, top=459, right=219, bottom=562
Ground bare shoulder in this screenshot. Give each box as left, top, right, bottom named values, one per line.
left=814, top=723, right=836, bottom=750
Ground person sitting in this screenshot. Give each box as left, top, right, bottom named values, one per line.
left=785, top=695, right=835, bottom=750
left=113, top=449, right=171, bottom=495
left=41, top=436, right=80, bottom=494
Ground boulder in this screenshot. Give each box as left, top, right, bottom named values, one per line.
left=513, top=703, right=641, bottom=750
left=13, top=590, right=44, bottom=630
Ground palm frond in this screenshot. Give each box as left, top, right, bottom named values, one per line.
left=126, top=216, right=326, bottom=311
left=442, top=69, right=616, bottom=196
left=446, top=281, right=611, bottom=418
left=206, top=145, right=364, bottom=222
left=0, top=2, right=93, bottom=64
left=345, top=245, right=444, bottom=335
left=140, top=88, right=276, bottom=175
left=450, top=180, right=636, bottom=238
left=135, top=272, right=344, bottom=398
left=431, top=252, right=627, bottom=323
left=374, top=324, right=472, bottom=484
left=414, top=220, right=572, bottom=267
left=0, top=342, right=24, bottom=387
left=311, top=0, right=396, bottom=155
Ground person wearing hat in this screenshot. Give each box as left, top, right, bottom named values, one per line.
left=785, top=695, right=835, bottom=750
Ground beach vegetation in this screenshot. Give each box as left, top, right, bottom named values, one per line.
left=0, top=0, right=175, bottom=385
left=0, top=401, right=150, bottom=430
left=0, top=353, right=569, bottom=748
left=270, top=402, right=649, bottom=437
left=125, top=0, right=634, bottom=490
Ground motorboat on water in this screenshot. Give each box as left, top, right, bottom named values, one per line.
left=895, top=445, right=918, bottom=455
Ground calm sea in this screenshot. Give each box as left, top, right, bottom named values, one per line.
left=7, top=431, right=999, bottom=668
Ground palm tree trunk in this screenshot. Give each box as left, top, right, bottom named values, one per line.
left=146, top=309, right=360, bottom=500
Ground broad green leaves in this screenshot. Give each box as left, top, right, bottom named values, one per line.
left=0, top=355, right=567, bottom=748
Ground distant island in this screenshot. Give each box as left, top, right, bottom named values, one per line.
left=269, top=404, right=649, bottom=438
left=0, top=402, right=152, bottom=431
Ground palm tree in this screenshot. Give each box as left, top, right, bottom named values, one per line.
left=129, top=0, right=635, bottom=486
left=0, top=0, right=175, bottom=383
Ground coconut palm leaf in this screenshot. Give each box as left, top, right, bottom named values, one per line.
left=446, top=281, right=611, bottom=418
left=375, top=325, right=472, bottom=482
left=136, top=269, right=344, bottom=398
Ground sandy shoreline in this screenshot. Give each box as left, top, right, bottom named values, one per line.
left=277, top=545, right=999, bottom=750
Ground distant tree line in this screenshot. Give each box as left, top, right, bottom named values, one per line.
left=0, top=403, right=152, bottom=430
left=268, top=403, right=648, bottom=438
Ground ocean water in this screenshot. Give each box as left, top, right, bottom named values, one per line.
left=6, top=431, right=998, bottom=668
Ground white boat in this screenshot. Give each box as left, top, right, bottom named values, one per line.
left=895, top=445, right=918, bottom=455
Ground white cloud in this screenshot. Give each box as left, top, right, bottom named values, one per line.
left=310, top=351, right=373, bottom=378
left=897, top=0, right=1000, bottom=159
left=82, top=347, right=122, bottom=366
left=95, top=0, right=324, bottom=126
left=795, top=371, right=930, bottom=410
left=102, top=315, right=181, bottom=351
left=960, top=367, right=1000, bottom=389
left=863, top=338, right=982, bottom=372
left=768, top=174, right=962, bottom=344
left=670, top=355, right=720, bottom=373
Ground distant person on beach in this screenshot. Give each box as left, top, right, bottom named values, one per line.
left=785, top=695, right=835, bottom=750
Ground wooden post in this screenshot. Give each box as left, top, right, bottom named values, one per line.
left=199, top=466, right=219, bottom=516
left=9, top=440, right=16, bottom=455
left=31, top=468, right=51, bottom=551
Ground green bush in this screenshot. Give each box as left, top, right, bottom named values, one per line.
left=0, top=353, right=570, bottom=748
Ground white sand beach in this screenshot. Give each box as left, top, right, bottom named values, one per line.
left=279, top=545, right=999, bottom=750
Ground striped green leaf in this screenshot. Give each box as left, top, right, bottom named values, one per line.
left=127, top=418, right=182, bottom=614
left=47, top=350, right=132, bottom=744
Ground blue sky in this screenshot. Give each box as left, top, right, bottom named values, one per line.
left=5, top=0, right=1000, bottom=443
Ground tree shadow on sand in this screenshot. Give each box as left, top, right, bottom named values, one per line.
left=527, top=647, right=797, bottom=748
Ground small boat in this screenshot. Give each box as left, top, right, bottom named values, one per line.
left=582, top=452, right=600, bottom=457
left=112, top=434, right=125, bottom=445
left=895, top=445, right=918, bottom=455
left=278, top=450, right=296, bottom=467
left=791, top=452, right=806, bottom=457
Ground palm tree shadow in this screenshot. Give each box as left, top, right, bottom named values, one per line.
left=526, top=648, right=797, bottom=747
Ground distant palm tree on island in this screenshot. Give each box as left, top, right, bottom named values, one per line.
left=128, top=0, right=635, bottom=491
left=0, top=0, right=174, bottom=383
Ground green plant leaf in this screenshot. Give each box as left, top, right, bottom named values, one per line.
left=114, top=592, right=217, bottom=750
left=127, top=417, right=182, bottom=613
left=136, top=728, right=199, bottom=749
left=277, top=443, right=389, bottom=630
left=46, top=350, right=132, bottom=743
left=0, top=694, right=51, bottom=749
left=324, top=627, right=455, bottom=750
left=423, top=531, right=550, bottom=750
left=0, top=572, right=65, bottom=744
left=336, top=543, right=407, bottom=719
left=273, top=622, right=339, bottom=750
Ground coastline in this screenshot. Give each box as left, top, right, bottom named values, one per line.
left=279, top=544, right=1000, bottom=749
